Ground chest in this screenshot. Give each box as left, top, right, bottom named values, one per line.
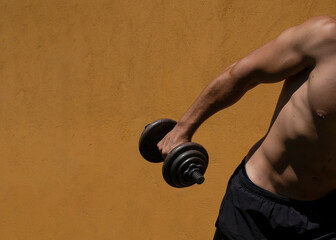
left=306, top=61, right=336, bottom=119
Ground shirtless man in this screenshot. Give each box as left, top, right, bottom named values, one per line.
left=157, top=16, right=336, bottom=239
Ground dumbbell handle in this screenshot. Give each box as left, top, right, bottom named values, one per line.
left=191, top=171, right=205, bottom=184
left=183, top=162, right=205, bottom=185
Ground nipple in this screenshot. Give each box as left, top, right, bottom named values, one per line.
left=316, top=111, right=326, bottom=119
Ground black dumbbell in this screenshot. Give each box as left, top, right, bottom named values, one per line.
left=139, top=119, right=209, bottom=188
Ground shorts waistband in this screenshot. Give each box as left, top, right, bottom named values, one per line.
left=237, top=158, right=336, bottom=207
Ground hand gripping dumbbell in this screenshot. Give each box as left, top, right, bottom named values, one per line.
left=139, top=119, right=209, bottom=188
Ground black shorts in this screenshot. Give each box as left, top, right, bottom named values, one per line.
left=214, top=159, right=336, bottom=240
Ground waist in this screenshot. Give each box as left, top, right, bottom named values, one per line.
left=245, top=148, right=336, bottom=201
left=237, top=159, right=336, bottom=207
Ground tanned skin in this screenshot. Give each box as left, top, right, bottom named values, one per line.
left=157, top=16, right=336, bottom=201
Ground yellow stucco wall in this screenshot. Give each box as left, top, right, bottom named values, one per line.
left=0, top=1, right=335, bottom=239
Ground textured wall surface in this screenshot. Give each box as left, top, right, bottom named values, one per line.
left=0, top=1, right=335, bottom=239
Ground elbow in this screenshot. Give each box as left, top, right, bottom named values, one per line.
left=229, top=59, right=260, bottom=90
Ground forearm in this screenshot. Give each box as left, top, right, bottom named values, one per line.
left=176, top=62, right=255, bottom=138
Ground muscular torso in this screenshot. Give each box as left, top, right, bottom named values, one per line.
left=246, top=56, right=336, bottom=201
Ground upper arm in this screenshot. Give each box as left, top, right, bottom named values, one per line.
left=230, top=16, right=336, bottom=88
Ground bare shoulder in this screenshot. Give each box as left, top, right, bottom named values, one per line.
left=294, top=16, right=336, bottom=59
left=296, top=15, right=336, bottom=34
left=303, top=15, right=336, bottom=24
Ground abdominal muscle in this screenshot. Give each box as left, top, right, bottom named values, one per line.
left=245, top=68, right=336, bottom=201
